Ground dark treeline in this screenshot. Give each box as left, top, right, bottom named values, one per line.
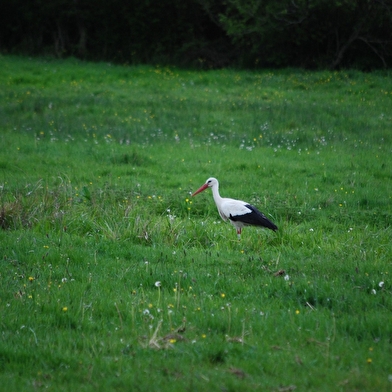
left=1, top=0, right=392, bottom=69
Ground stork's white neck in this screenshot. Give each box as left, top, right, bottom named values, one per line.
left=211, top=184, right=223, bottom=206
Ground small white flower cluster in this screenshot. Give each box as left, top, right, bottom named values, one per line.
left=371, top=282, right=385, bottom=295
left=167, top=208, right=176, bottom=223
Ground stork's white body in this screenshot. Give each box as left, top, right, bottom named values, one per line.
left=192, top=177, right=277, bottom=238
left=211, top=189, right=254, bottom=232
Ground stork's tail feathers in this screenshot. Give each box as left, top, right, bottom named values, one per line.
left=263, top=218, right=278, bottom=231
left=252, top=210, right=278, bottom=231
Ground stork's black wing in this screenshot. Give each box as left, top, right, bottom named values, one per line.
left=230, top=204, right=278, bottom=231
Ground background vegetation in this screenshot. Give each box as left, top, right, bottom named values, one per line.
left=0, top=55, right=391, bottom=391
left=1, top=0, right=392, bottom=69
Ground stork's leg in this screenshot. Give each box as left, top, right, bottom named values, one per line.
left=237, top=228, right=241, bottom=240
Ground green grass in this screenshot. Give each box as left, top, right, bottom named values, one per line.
left=0, top=55, right=391, bottom=391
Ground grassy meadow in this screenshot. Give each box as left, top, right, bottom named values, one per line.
left=0, top=55, right=391, bottom=391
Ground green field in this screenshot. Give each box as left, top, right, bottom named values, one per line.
left=0, top=55, right=391, bottom=391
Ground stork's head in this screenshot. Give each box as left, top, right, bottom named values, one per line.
left=192, top=177, right=218, bottom=196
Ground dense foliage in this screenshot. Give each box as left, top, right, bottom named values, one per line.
left=1, top=0, right=392, bottom=69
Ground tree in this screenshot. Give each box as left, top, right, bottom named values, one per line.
left=199, top=0, right=392, bottom=68
left=1, top=0, right=391, bottom=68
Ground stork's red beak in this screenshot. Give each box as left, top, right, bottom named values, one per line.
left=192, top=183, right=208, bottom=196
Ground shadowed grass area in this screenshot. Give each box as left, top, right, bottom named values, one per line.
left=0, top=55, right=391, bottom=391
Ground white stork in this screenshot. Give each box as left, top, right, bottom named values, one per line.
left=192, top=177, right=278, bottom=239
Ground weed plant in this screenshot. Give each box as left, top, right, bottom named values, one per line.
left=0, top=55, right=391, bottom=391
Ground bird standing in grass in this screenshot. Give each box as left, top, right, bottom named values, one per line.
left=192, top=177, right=278, bottom=239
